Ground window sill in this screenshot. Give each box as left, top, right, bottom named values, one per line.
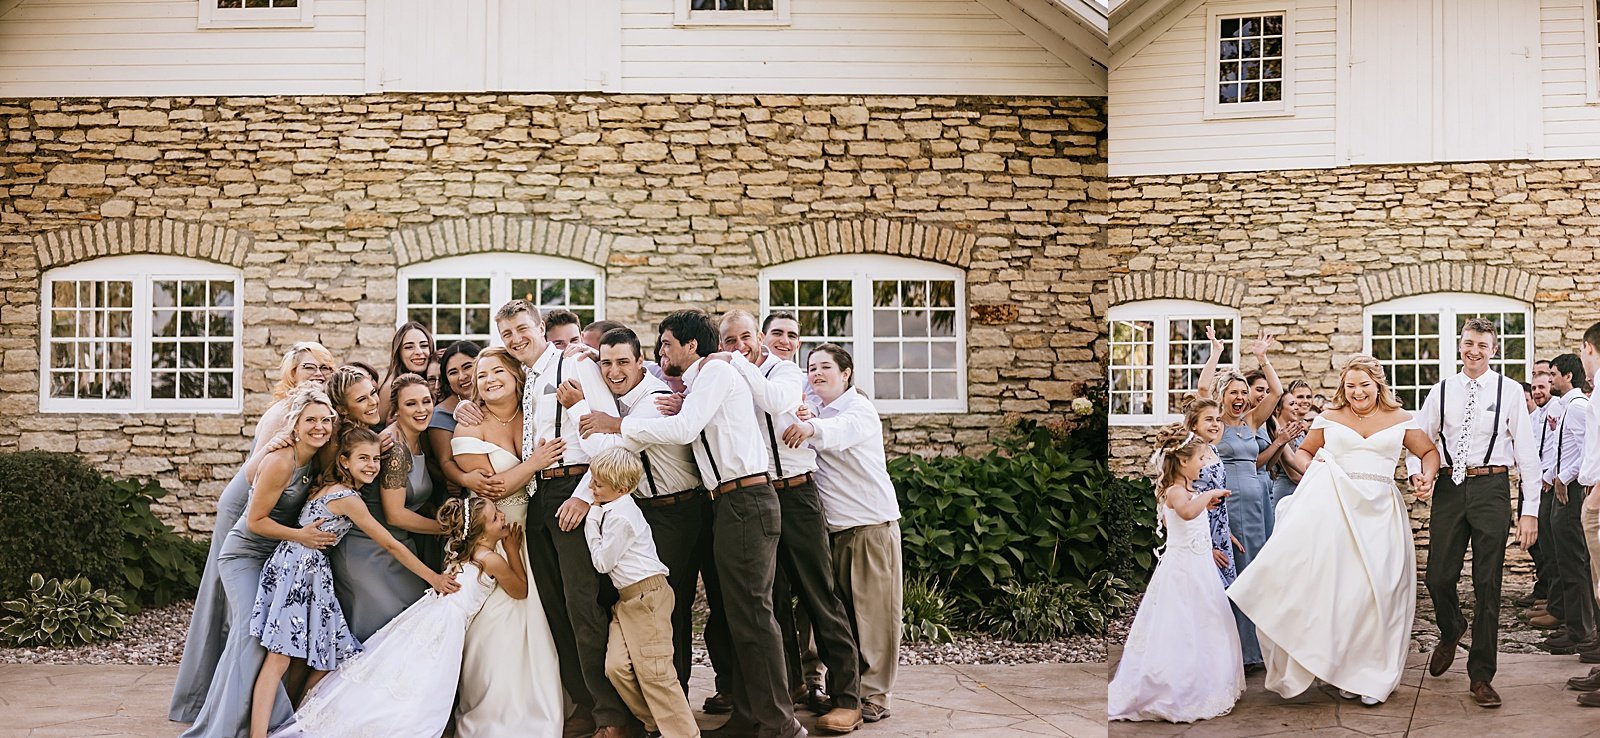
left=198, top=17, right=315, bottom=29
left=1202, top=105, right=1296, bottom=121
left=1110, top=414, right=1178, bottom=427
left=674, top=11, right=790, bottom=27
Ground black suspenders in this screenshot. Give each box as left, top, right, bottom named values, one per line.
left=763, top=361, right=785, bottom=480
left=1437, top=375, right=1506, bottom=469
left=639, top=389, right=673, bottom=497
left=700, top=431, right=722, bottom=486
left=553, top=356, right=565, bottom=440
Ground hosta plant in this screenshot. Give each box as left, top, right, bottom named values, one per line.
left=0, top=573, right=129, bottom=648
left=901, top=574, right=957, bottom=643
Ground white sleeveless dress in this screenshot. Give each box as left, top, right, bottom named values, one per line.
left=1108, top=490, right=1245, bottom=722
left=450, top=436, right=564, bottom=738
left=1228, top=415, right=1417, bottom=703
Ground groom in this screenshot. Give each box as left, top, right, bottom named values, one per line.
left=1409, top=318, right=1541, bottom=708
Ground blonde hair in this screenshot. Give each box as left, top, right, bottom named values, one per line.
left=1212, top=368, right=1250, bottom=403
left=283, top=383, right=335, bottom=436
left=475, top=347, right=527, bottom=403
left=1150, top=422, right=1204, bottom=491
left=274, top=341, right=338, bottom=399
left=1329, top=355, right=1402, bottom=412
left=589, top=447, right=643, bottom=496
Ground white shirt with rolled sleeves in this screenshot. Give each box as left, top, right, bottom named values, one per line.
left=527, top=343, right=621, bottom=469
left=1406, top=370, right=1542, bottom=517
left=571, top=372, right=702, bottom=505
left=584, top=494, right=669, bottom=590
left=1544, top=388, right=1588, bottom=488
left=805, top=388, right=901, bottom=532
left=730, top=351, right=818, bottom=479
left=1580, top=387, right=1600, bottom=488
left=620, top=358, right=771, bottom=493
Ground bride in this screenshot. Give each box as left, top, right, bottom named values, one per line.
left=450, top=347, right=567, bottom=737
left=1227, top=355, right=1440, bottom=705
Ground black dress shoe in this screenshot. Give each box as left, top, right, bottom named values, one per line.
left=1516, top=592, right=1540, bottom=607
left=704, top=719, right=760, bottom=738
left=1429, top=635, right=1461, bottom=677
left=702, top=692, right=733, bottom=715
left=1470, top=681, right=1502, bottom=708
left=1580, top=691, right=1600, bottom=707
left=802, top=684, right=830, bottom=714
left=1540, top=635, right=1582, bottom=654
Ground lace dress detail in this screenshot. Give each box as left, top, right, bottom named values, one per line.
left=249, top=487, right=364, bottom=671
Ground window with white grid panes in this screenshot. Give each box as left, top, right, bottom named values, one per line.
left=1108, top=300, right=1240, bottom=425
left=40, top=256, right=242, bottom=413
left=200, top=0, right=313, bottom=28
left=759, top=255, right=965, bottom=414
left=1218, top=14, right=1284, bottom=105
left=1364, top=294, right=1532, bottom=411
left=397, top=254, right=604, bottom=348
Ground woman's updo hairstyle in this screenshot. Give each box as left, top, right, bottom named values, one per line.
left=436, top=496, right=492, bottom=575
left=326, top=366, right=374, bottom=429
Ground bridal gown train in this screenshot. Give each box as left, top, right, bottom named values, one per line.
left=450, top=436, right=564, bottom=738
left=1227, top=415, right=1417, bottom=703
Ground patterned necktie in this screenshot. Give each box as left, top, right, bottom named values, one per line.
left=1454, top=378, right=1480, bottom=485
left=521, top=364, right=537, bottom=496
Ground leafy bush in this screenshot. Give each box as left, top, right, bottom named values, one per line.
left=0, top=452, right=126, bottom=603
left=0, top=573, right=129, bottom=648
left=106, top=477, right=207, bottom=610
left=901, top=575, right=956, bottom=643
left=979, top=572, right=1133, bottom=641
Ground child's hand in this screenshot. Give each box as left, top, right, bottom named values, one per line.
left=505, top=523, right=524, bottom=552
left=297, top=518, right=337, bottom=550
left=430, top=571, right=462, bottom=595
left=1213, top=549, right=1230, bottom=569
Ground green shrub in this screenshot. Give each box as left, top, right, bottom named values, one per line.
left=106, top=477, right=206, bottom=610
left=980, top=572, right=1133, bottom=641
left=0, top=573, right=129, bottom=648
left=0, top=452, right=126, bottom=602
left=901, top=575, right=956, bottom=643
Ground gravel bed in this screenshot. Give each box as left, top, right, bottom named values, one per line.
left=0, top=600, right=192, bottom=665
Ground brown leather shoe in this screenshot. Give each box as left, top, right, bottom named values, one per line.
left=1580, top=691, right=1600, bottom=707
left=1470, top=681, right=1502, bottom=708
left=593, top=727, right=629, bottom=738
left=814, top=707, right=863, bottom=734
left=1569, top=671, right=1600, bottom=691
left=1530, top=613, right=1563, bottom=629
left=1429, top=635, right=1460, bottom=677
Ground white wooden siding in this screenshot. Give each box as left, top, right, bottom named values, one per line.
left=1109, top=0, right=1339, bottom=176
left=1541, top=0, right=1600, bottom=160
left=1341, top=0, right=1432, bottom=164
left=1436, top=0, right=1541, bottom=161
left=367, top=0, right=622, bottom=92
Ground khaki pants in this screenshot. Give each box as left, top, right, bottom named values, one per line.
left=831, top=521, right=903, bottom=709
left=604, top=575, right=700, bottom=738
left=1583, top=504, right=1600, bottom=611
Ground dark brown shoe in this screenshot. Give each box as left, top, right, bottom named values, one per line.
left=593, top=727, right=629, bottom=738
left=1530, top=613, right=1563, bottom=629
left=1470, top=681, right=1502, bottom=708
left=1579, top=691, right=1600, bottom=707
left=1429, top=636, right=1460, bottom=677
left=1568, top=672, right=1600, bottom=691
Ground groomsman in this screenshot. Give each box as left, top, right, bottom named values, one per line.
left=1538, top=354, right=1592, bottom=656
left=1409, top=318, right=1541, bottom=709
left=1521, top=372, right=1561, bottom=616
left=718, top=310, right=864, bottom=733
left=1571, top=323, right=1600, bottom=704
left=585, top=309, right=805, bottom=738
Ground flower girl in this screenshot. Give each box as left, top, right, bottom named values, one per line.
left=269, top=495, right=525, bottom=738
left=1108, top=424, right=1245, bottom=723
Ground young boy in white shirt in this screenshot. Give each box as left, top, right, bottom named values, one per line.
left=584, top=448, right=700, bottom=738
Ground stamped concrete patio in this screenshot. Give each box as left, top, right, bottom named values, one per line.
left=1107, top=646, right=1600, bottom=737
left=0, top=662, right=1107, bottom=737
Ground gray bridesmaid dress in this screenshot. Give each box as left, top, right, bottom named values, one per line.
left=1219, top=423, right=1268, bottom=666
left=169, top=458, right=253, bottom=723
left=327, top=446, right=430, bottom=642
left=180, top=460, right=315, bottom=738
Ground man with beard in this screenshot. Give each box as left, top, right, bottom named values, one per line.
left=1538, top=354, right=1593, bottom=659
left=1520, top=372, right=1562, bottom=617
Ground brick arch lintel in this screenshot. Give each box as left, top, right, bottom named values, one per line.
left=390, top=216, right=620, bottom=268
left=751, top=218, right=976, bottom=269
left=1356, top=262, right=1541, bottom=305
left=1108, top=269, right=1249, bottom=309
left=33, top=218, right=252, bottom=270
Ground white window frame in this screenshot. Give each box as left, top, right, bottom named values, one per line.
left=1203, top=2, right=1295, bottom=120
left=1108, top=300, right=1241, bottom=426
left=759, top=255, right=966, bottom=415
left=396, top=253, right=605, bottom=347
left=198, top=0, right=315, bottom=30
left=674, top=0, right=792, bottom=28
left=39, top=255, right=244, bottom=414
left=1585, top=0, right=1600, bottom=103
left=1362, top=293, right=1534, bottom=410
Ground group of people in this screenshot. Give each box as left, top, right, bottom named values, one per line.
left=1111, top=317, right=1600, bottom=723
left=167, top=301, right=906, bottom=738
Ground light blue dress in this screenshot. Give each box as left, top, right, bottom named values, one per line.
left=181, top=460, right=316, bottom=738
left=1219, top=423, right=1268, bottom=666
left=170, top=455, right=253, bottom=722
left=328, top=446, right=430, bottom=642
left=250, top=487, right=364, bottom=670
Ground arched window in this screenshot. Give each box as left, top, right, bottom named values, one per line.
left=759, top=255, right=966, bottom=414
left=1364, top=293, right=1533, bottom=410
left=1108, top=299, right=1240, bottom=424
left=40, top=255, right=243, bottom=413
left=397, top=254, right=604, bottom=346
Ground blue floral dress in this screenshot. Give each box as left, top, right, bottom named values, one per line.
left=1194, top=454, right=1236, bottom=586
left=249, top=487, right=364, bottom=671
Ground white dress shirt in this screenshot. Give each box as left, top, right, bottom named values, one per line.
left=805, top=388, right=901, bottom=532
left=1407, top=369, right=1542, bottom=516
left=527, top=344, right=620, bottom=468
left=1546, top=388, right=1588, bottom=488
left=572, top=372, right=702, bottom=504
left=731, top=352, right=818, bottom=479
left=1534, top=396, right=1565, bottom=478
left=622, top=358, right=771, bottom=492
left=1582, top=387, right=1600, bottom=488
left=584, top=494, right=669, bottom=589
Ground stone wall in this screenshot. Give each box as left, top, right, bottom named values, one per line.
left=0, top=93, right=1107, bottom=533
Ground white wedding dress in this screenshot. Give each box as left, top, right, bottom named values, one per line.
left=269, top=563, right=496, bottom=738
left=1108, top=490, right=1245, bottom=722
left=450, top=436, right=564, bottom=738
left=1227, top=415, right=1417, bottom=703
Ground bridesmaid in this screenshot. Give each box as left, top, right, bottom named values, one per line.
left=1199, top=329, right=1281, bottom=669
left=181, top=385, right=340, bottom=738
left=427, top=340, right=501, bottom=499
left=378, top=374, right=452, bottom=575
left=1263, top=380, right=1311, bottom=509
left=378, top=321, right=434, bottom=422
left=325, top=366, right=431, bottom=641
left=170, top=341, right=338, bottom=724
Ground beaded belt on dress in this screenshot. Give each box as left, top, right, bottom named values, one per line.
left=494, top=492, right=530, bottom=512
left=1346, top=471, right=1397, bottom=485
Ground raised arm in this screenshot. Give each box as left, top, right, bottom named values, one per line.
left=1196, top=325, right=1226, bottom=401
left=801, top=400, right=880, bottom=451
left=1166, top=485, right=1225, bottom=521
left=1246, top=331, right=1283, bottom=429
left=730, top=352, right=803, bottom=416
left=622, top=362, right=729, bottom=446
